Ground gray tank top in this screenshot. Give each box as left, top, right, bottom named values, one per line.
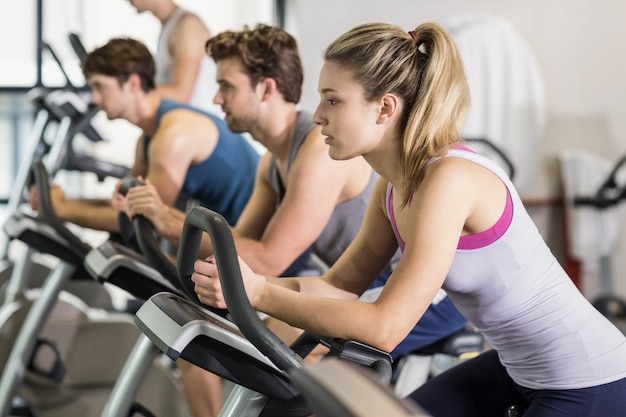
left=268, top=111, right=378, bottom=268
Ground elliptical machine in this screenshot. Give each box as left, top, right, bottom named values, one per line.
left=289, top=358, right=431, bottom=417
left=0, top=40, right=128, bottom=297
left=99, top=205, right=401, bottom=417
left=0, top=160, right=186, bottom=417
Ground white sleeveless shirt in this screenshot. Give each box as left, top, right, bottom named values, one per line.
left=443, top=149, right=626, bottom=390
left=154, top=7, right=221, bottom=116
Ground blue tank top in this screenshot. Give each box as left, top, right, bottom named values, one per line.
left=144, top=99, right=259, bottom=224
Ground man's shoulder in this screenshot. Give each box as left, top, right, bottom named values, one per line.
left=159, top=104, right=217, bottom=127
left=291, top=127, right=327, bottom=161
left=172, top=10, right=210, bottom=38
left=153, top=108, right=218, bottom=147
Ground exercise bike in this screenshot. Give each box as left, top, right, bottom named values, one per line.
left=0, top=40, right=128, bottom=302
left=290, top=357, right=431, bottom=417
left=96, top=204, right=407, bottom=417
left=0, top=160, right=186, bottom=417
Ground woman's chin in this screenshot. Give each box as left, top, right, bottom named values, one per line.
left=328, top=148, right=358, bottom=161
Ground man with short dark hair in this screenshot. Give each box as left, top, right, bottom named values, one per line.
left=30, top=37, right=258, bottom=233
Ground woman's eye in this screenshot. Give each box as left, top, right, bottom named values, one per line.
left=328, top=99, right=338, bottom=105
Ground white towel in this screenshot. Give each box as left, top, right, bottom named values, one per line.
left=559, top=149, right=624, bottom=262
left=441, top=12, right=546, bottom=194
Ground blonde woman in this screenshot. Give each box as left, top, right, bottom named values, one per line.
left=192, top=22, right=626, bottom=417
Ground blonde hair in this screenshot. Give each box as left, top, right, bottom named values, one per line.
left=324, top=22, right=470, bottom=207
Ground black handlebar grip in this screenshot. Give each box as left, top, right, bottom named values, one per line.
left=177, top=206, right=303, bottom=372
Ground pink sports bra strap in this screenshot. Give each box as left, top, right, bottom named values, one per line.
left=386, top=184, right=513, bottom=251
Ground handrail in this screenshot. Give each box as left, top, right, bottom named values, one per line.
left=177, top=206, right=304, bottom=372
left=30, top=158, right=91, bottom=257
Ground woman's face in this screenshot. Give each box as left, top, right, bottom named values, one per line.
left=313, top=61, right=383, bottom=161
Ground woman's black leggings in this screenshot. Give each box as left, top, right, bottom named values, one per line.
left=407, top=349, right=626, bottom=417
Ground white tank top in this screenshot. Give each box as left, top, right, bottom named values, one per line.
left=444, top=149, right=626, bottom=390
left=154, top=7, right=221, bottom=115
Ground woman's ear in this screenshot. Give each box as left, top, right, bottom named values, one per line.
left=377, top=93, right=400, bottom=124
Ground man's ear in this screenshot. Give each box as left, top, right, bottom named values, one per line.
left=257, top=77, right=277, bottom=101
left=126, top=73, right=142, bottom=91
left=377, top=93, right=400, bottom=124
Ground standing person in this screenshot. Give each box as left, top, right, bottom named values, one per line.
left=125, top=23, right=468, bottom=417
left=191, top=22, right=626, bottom=417
left=127, top=0, right=221, bottom=115
left=29, top=37, right=258, bottom=235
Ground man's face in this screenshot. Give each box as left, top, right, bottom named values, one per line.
left=127, top=0, right=152, bottom=13
left=214, top=57, right=263, bottom=133
left=86, top=74, right=130, bottom=121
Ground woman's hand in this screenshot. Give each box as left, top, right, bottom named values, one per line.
left=192, top=255, right=265, bottom=309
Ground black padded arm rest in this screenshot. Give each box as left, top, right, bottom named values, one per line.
left=290, top=331, right=325, bottom=359
left=321, top=338, right=393, bottom=384
left=65, top=154, right=129, bottom=181
left=134, top=215, right=180, bottom=288
left=68, top=32, right=88, bottom=62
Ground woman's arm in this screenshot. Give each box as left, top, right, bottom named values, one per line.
left=193, top=159, right=480, bottom=352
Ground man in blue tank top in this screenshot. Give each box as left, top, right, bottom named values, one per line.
left=28, top=37, right=259, bottom=235
left=123, top=24, right=469, bottom=417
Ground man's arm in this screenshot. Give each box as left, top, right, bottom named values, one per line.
left=123, top=112, right=219, bottom=249
left=55, top=199, right=120, bottom=232
left=126, top=153, right=276, bottom=257
left=143, top=112, right=217, bottom=206
left=128, top=135, right=147, bottom=178
left=128, top=128, right=371, bottom=277
left=30, top=184, right=120, bottom=232
left=231, top=128, right=371, bottom=276
left=262, top=179, right=397, bottom=299
left=26, top=135, right=144, bottom=233
left=155, top=13, right=211, bottom=103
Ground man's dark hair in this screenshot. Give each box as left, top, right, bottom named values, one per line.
left=82, top=37, right=156, bottom=92
left=206, top=24, right=303, bottom=103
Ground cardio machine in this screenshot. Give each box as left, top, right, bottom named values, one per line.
left=0, top=160, right=185, bottom=417
left=4, top=39, right=128, bottom=220
left=98, top=205, right=401, bottom=417
left=289, top=358, right=431, bottom=417
left=0, top=39, right=128, bottom=293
